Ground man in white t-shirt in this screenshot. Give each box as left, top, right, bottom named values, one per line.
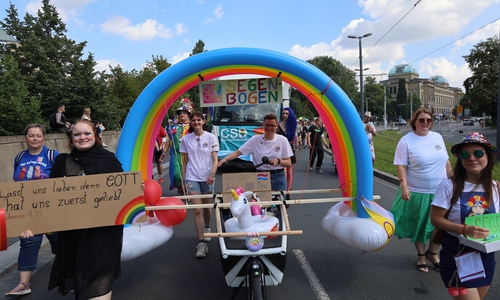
left=218, top=113, right=293, bottom=191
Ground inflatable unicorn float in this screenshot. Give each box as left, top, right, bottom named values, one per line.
left=224, top=187, right=279, bottom=240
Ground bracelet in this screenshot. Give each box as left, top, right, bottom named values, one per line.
left=277, top=158, right=281, bottom=165
left=462, top=224, right=467, bottom=237
left=209, top=173, right=215, bottom=176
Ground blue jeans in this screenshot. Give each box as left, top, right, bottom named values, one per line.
left=270, top=172, right=287, bottom=191
left=186, top=180, right=215, bottom=194
left=18, top=233, right=58, bottom=271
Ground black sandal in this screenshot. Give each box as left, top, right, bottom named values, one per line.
left=426, top=250, right=440, bottom=271
left=417, top=253, right=429, bottom=273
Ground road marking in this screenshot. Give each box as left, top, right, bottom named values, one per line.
left=293, top=249, right=331, bottom=300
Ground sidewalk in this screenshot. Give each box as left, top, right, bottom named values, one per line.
left=0, top=161, right=169, bottom=295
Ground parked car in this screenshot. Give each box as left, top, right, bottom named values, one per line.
left=463, top=119, right=473, bottom=126
left=397, top=118, right=407, bottom=125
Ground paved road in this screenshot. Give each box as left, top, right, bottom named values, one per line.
left=1, top=122, right=498, bottom=299
left=2, top=145, right=500, bottom=299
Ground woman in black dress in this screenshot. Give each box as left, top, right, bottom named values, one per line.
left=277, top=107, right=297, bottom=200
left=48, top=120, right=123, bottom=300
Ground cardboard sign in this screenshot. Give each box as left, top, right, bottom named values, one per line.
left=0, top=172, right=143, bottom=237
left=222, top=172, right=272, bottom=202
left=465, top=213, right=500, bottom=243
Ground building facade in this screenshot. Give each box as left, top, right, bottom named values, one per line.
left=380, top=64, right=462, bottom=119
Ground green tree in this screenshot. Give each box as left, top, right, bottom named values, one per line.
left=395, top=78, right=408, bottom=119
left=0, top=0, right=111, bottom=126
left=184, top=40, right=207, bottom=113
left=303, top=56, right=358, bottom=116
left=463, top=36, right=499, bottom=122
left=363, top=76, right=384, bottom=122
left=0, top=54, right=43, bottom=135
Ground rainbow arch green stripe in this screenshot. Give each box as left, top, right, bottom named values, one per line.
left=116, top=48, right=373, bottom=218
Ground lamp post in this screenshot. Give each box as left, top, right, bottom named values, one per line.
left=382, top=83, right=388, bottom=129
left=348, top=32, right=372, bottom=118
left=409, top=89, right=416, bottom=119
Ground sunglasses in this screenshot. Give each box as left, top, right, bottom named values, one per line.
left=196, top=137, right=201, bottom=148
left=418, top=118, right=433, bottom=124
left=458, top=150, right=486, bottom=160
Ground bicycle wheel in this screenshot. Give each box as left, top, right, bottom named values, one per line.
left=250, top=274, right=263, bottom=300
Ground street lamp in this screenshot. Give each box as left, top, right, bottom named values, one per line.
left=381, top=83, right=389, bottom=129
left=348, top=32, right=372, bottom=118
left=409, top=90, right=416, bottom=119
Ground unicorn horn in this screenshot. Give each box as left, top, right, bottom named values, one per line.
left=231, top=189, right=239, bottom=200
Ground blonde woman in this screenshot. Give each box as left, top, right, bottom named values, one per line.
left=81, top=108, right=91, bottom=121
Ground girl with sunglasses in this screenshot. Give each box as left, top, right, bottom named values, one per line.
left=391, top=107, right=452, bottom=273
left=431, top=132, right=498, bottom=299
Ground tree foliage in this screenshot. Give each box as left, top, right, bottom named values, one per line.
left=0, top=0, right=114, bottom=131
left=299, top=56, right=358, bottom=117
left=0, top=54, right=43, bottom=135
left=463, top=35, right=499, bottom=121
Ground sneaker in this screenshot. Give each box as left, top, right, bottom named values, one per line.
left=316, top=168, right=322, bottom=173
left=196, top=242, right=208, bottom=258
left=309, top=167, right=313, bottom=170
left=157, top=177, right=164, bottom=184
left=203, top=228, right=212, bottom=242
left=5, top=282, right=31, bottom=296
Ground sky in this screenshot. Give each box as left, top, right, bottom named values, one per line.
left=1, top=0, right=500, bottom=91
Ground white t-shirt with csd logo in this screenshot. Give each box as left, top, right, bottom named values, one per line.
left=393, top=131, right=449, bottom=193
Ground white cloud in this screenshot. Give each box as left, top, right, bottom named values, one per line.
left=288, top=0, right=499, bottom=90
left=26, top=0, right=97, bottom=25
left=171, top=52, right=190, bottom=65
left=205, top=3, right=224, bottom=23
left=418, top=57, right=471, bottom=89
left=99, top=16, right=186, bottom=41
left=94, top=59, right=122, bottom=73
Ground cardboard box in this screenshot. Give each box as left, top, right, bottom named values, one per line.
left=459, top=235, right=500, bottom=253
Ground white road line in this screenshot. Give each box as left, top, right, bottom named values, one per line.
left=293, top=249, right=331, bottom=300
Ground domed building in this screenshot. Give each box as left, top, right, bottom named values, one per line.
left=381, top=64, right=462, bottom=119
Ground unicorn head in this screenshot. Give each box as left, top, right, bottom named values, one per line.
left=230, top=188, right=250, bottom=218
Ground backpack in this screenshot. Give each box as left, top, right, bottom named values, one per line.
left=14, top=149, right=56, bottom=171
left=49, top=112, right=57, bottom=130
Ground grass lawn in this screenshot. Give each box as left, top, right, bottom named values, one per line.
left=373, top=130, right=500, bottom=179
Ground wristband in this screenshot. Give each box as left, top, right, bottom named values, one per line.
left=462, top=224, right=467, bottom=237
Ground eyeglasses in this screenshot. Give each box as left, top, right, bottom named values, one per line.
left=418, top=118, right=433, bottom=124
left=458, top=150, right=486, bottom=160
left=264, top=124, right=277, bottom=128
left=196, top=137, right=201, bottom=148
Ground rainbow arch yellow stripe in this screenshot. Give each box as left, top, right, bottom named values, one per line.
left=116, top=48, right=374, bottom=218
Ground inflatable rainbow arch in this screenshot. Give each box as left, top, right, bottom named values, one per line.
left=117, top=48, right=394, bottom=252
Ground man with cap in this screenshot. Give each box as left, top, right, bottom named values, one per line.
left=363, top=111, right=377, bottom=164
left=169, top=98, right=193, bottom=195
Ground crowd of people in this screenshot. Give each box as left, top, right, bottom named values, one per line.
left=9, top=101, right=497, bottom=299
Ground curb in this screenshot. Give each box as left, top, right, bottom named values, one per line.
left=0, top=237, right=50, bottom=279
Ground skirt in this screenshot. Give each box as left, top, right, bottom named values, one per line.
left=390, top=188, right=435, bottom=244
left=440, top=233, right=495, bottom=288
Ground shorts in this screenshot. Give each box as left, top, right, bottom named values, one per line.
left=153, top=150, right=162, bottom=163
left=186, top=180, right=215, bottom=194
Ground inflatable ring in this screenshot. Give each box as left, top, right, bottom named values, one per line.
left=246, top=236, right=265, bottom=251
left=322, top=202, right=391, bottom=252
left=121, top=220, right=173, bottom=261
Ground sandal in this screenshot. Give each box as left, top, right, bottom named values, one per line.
left=416, top=253, right=429, bottom=273
left=426, top=250, right=440, bottom=271
left=5, top=281, right=31, bottom=296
